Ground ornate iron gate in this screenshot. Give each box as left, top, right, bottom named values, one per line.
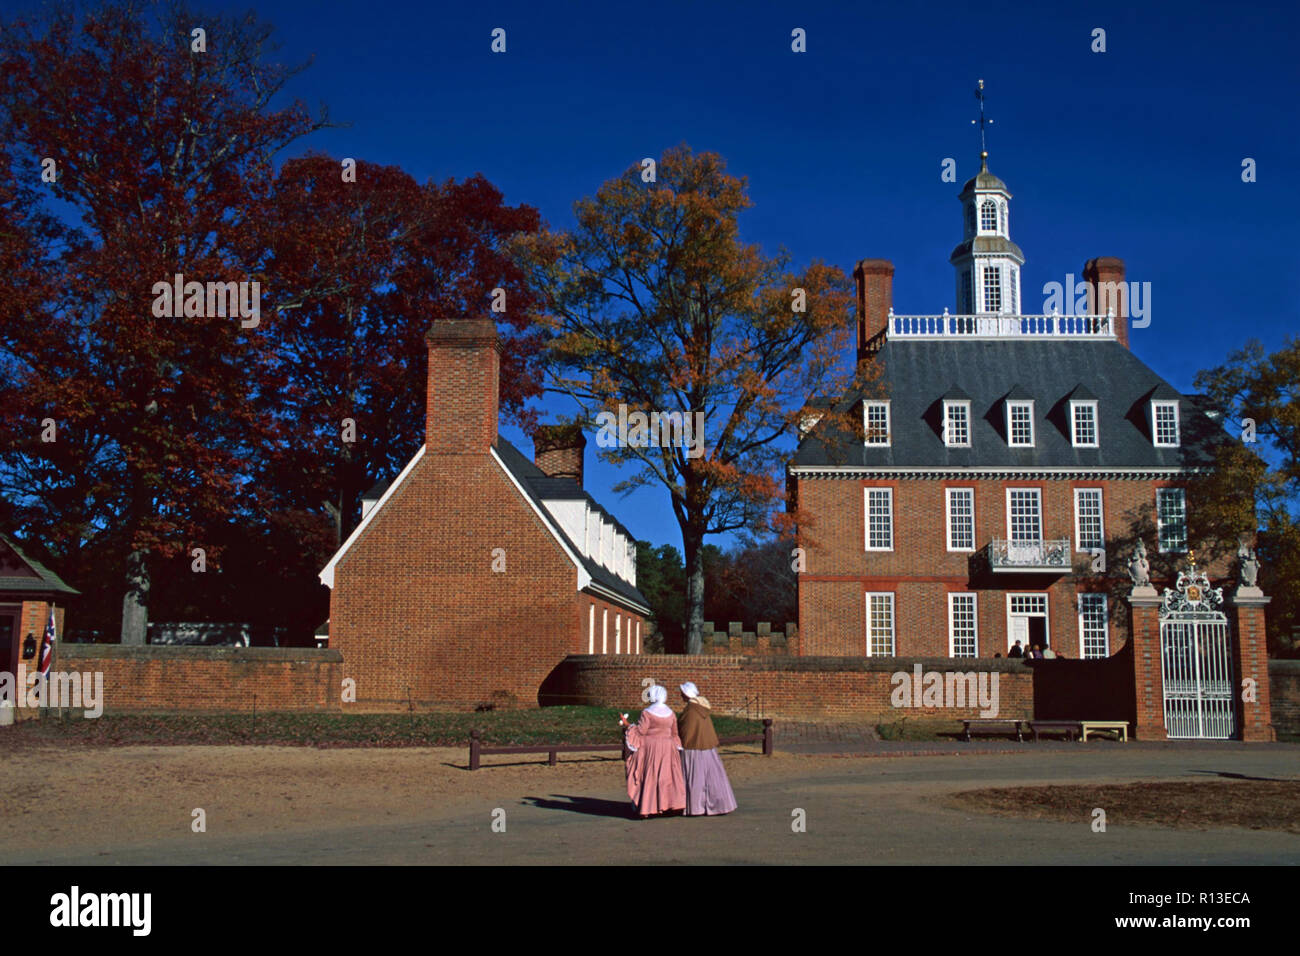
left=1158, top=561, right=1235, bottom=739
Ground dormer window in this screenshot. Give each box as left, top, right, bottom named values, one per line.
left=1007, top=400, right=1034, bottom=447
left=864, top=401, right=890, bottom=446
left=1071, top=400, right=1099, bottom=447
left=943, top=400, right=971, bottom=447
left=1153, top=400, right=1180, bottom=447
left=980, top=199, right=998, bottom=231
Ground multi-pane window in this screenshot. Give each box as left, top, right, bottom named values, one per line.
left=1008, top=401, right=1034, bottom=446
left=1071, top=401, right=1098, bottom=447
left=965, top=205, right=976, bottom=237
left=1074, top=488, right=1104, bottom=552
left=1154, top=401, right=1180, bottom=446
left=944, top=401, right=971, bottom=447
left=961, top=269, right=973, bottom=313
left=980, top=199, right=998, bottom=231
left=864, top=401, right=890, bottom=445
left=1010, top=268, right=1019, bottom=312
left=983, top=265, right=1002, bottom=312
left=864, top=488, right=893, bottom=550
left=946, top=488, right=975, bottom=551
left=1009, top=594, right=1048, bottom=616
left=866, top=593, right=895, bottom=657
left=1157, top=488, right=1187, bottom=552
left=1008, top=489, right=1042, bottom=542
left=949, top=593, right=978, bottom=658
left=1079, top=593, right=1109, bottom=659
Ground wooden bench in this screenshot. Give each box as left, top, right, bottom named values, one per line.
left=961, top=718, right=1027, bottom=742
left=1081, top=720, right=1129, bottom=742
left=1028, top=719, right=1130, bottom=742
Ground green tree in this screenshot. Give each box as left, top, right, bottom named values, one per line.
left=1194, top=337, right=1300, bottom=656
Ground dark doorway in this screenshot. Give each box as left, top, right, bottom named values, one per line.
left=1028, top=616, right=1048, bottom=650
left=0, top=609, right=18, bottom=676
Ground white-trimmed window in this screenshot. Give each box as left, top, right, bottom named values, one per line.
left=1153, top=401, right=1180, bottom=447
left=983, top=265, right=1002, bottom=312
left=588, top=603, right=595, bottom=654
left=1157, top=488, right=1187, bottom=552
left=864, top=488, right=893, bottom=551
left=1007, top=401, right=1034, bottom=447
left=1074, top=488, right=1104, bottom=552
left=980, top=199, right=998, bottom=231
left=866, top=593, right=895, bottom=657
left=1007, top=488, right=1042, bottom=542
left=946, top=487, right=975, bottom=551
left=1078, top=593, right=1109, bottom=659
left=960, top=269, right=973, bottom=313
left=864, top=401, right=890, bottom=446
left=1070, top=401, right=1099, bottom=447
left=943, top=400, right=971, bottom=447
left=601, top=608, right=609, bottom=654
left=948, top=593, right=978, bottom=658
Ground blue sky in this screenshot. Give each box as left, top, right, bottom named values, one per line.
left=21, top=0, right=1299, bottom=552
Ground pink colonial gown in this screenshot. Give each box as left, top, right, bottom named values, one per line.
left=624, top=709, right=687, bottom=816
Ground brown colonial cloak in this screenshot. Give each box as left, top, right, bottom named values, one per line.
left=677, top=698, right=719, bottom=751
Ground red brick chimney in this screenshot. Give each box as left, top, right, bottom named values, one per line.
left=534, top=424, right=586, bottom=487
left=853, top=259, right=894, bottom=358
left=424, top=318, right=500, bottom=453
left=1083, top=257, right=1128, bottom=349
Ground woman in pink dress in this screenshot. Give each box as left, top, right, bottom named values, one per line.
left=620, top=684, right=686, bottom=818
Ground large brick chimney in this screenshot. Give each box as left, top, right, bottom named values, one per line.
left=1083, top=257, right=1128, bottom=349
left=425, top=318, right=500, bottom=453
left=534, top=424, right=586, bottom=487
left=853, top=259, right=894, bottom=358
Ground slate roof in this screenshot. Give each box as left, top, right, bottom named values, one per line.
left=494, top=438, right=649, bottom=612
left=793, top=339, right=1231, bottom=471
left=0, top=532, right=79, bottom=595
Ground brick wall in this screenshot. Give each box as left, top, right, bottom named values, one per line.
left=1268, top=660, right=1300, bottom=737
left=543, top=654, right=1035, bottom=721
left=796, top=475, right=1233, bottom=657
left=330, top=452, right=646, bottom=709
left=53, top=645, right=342, bottom=712
left=702, top=622, right=799, bottom=656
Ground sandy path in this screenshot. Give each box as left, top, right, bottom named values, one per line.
left=1, top=743, right=783, bottom=853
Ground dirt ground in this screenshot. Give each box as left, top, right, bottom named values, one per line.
left=5, top=743, right=1299, bottom=864
left=0, top=742, right=780, bottom=854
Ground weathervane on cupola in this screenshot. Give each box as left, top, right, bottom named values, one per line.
left=952, top=78, right=1023, bottom=315
left=972, top=78, right=993, bottom=167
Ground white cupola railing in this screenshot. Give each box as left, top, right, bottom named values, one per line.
left=887, top=308, right=1115, bottom=340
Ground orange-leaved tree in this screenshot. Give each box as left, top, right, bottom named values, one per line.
left=516, top=146, right=874, bottom=654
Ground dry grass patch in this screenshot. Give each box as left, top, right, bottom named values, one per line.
left=950, top=779, right=1300, bottom=833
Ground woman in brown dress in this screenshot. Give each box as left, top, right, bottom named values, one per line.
left=677, top=681, right=737, bottom=816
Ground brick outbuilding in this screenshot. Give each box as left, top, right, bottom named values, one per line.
left=320, top=318, right=649, bottom=709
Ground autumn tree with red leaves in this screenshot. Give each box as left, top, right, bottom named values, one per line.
left=0, top=1, right=328, bottom=643
left=249, top=157, right=544, bottom=551
left=516, top=146, right=873, bottom=654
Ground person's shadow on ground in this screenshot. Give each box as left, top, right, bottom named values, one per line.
left=523, top=795, right=634, bottom=818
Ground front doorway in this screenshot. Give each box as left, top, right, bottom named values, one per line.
left=0, top=608, right=18, bottom=687
left=1007, top=593, right=1049, bottom=654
